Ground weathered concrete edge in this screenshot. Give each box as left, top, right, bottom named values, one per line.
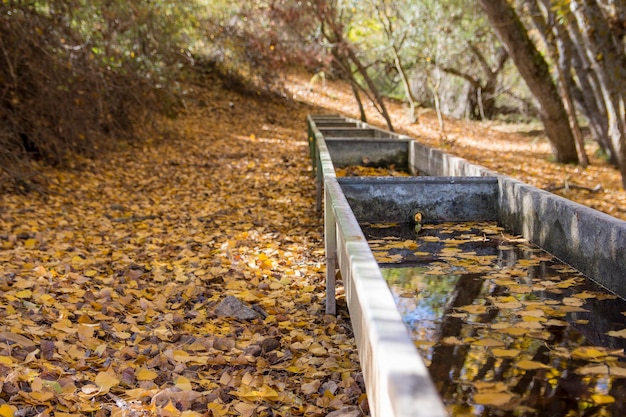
left=338, top=177, right=499, bottom=224
left=407, top=135, right=626, bottom=296
left=498, top=177, right=626, bottom=296
left=325, top=177, right=448, bottom=417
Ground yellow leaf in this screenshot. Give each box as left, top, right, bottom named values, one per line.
left=234, top=385, right=279, bottom=402
left=491, top=348, right=520, bottom=358
left=496, top=327, right=528, bottom=336
left=84, top=270, right=98, bottom=277
left=0, top=404, right=15, bottom=417
left=95, top=371, right=119, bottom=392
left=473, top=338, right=504, bottom=347
left=309, top=343, right=327, bottom=356
left=473, top=381, right=508, bottom=392
left=609, top=366, right=626, bottom=378
left=24, top=239, right=37, bottom=249
left=441, top=336, right=464, bottom=346
left=136, top=368, right=158, bottom=381
left=207, top=402, right=229, bottom=417
left=457, top=304, right=489, bottom=315
left=160, top=400, right=181, bottom=417
left=606, top=328, right=626, bottom=338
left=301, top=379, right=321, bottom=395
left=591, top=394, right=615, bottom=405
left=175, top=376, right=193, bottom=391
left=0, top=356, right=14, bottom=365
left=15, top=289, right=32, bottom=299
left=571, top=347, right=608, bottom=361
left=473, top=392, right=515, bottom=407
left=576, top=364, right=608, bottom=376
left=29, top=391, right=54, bottom=402
left=515, top=360, right=551, bottom=370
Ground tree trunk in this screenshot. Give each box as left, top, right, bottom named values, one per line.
left=332, top=51, right=367, bottom=122
left=392, top=44, right=419, bottom=123
left=343, top=44, right=395, bottom=131
left=526, top=0, right=588, bottom=167
left=571, top=0, right=626, bottom=187
left=319, top=4, right=394, bottom=132
left=478, top=0, right=579, bottom=163
left=561, top=9, right=616, bottom=163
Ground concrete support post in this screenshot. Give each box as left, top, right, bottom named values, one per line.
left=324, top=182, right=337, bottom=315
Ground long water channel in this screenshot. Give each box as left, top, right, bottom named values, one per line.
left=362, top=221, right=626, bottom=417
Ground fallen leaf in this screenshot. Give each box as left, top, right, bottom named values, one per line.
left=473, top=392, right=515, bottom=407
left=515, top=360, right=551, bottom=370
left=606, top=328, right=626, bottom=339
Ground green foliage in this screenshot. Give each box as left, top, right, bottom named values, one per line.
left=0, top=0, right=200, bottom=190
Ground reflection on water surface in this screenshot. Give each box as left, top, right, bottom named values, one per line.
left=363, top=222, right=626, bottom=417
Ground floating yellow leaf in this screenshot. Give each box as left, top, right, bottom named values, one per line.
left=441, top=336, right=464, bottom=346
left=473, top=338, right=504, bottom=347
left=515, top=360, right=551, bottom=370
left=591, top=394, right=615, bottom=405
left=575, top=364, right=608, bottom=375
left=496, top=327, right=528, bottom=336
left=562, top=297, right=584, bottom=307
left=571, top=347, right=608, bottom=361
left=606, top=328, right=626, bottom=339
left=491, top=348, right=520, bottom=358
left=473, top=381, right=508, bottom=392
left=473, top=392, right=515, bottom=407
left=457, top=304, right=489, bottom=315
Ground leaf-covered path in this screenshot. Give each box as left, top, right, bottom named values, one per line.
left=0, top=82, right=366, bottom=416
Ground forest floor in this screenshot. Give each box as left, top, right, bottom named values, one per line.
left=1, top=69, right=626, bottom=417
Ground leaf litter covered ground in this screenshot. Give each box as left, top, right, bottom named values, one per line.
left=0, top=80, right=367, bottom=416
left=4, top=70, right=626, bottom=417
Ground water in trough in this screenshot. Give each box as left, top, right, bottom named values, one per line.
left=361, top=221, right=626, bottom=417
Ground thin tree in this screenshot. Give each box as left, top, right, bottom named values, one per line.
left=526, top=0, right=589, bottom=167
left=478, top=0, right=579, bottom=164
left=369, top=0, right=421, bottom=123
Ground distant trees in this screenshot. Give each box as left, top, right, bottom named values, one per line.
left=480, top=0, right=626, bottom=186
left=289, top=0, right=626, bottom=185
left=7, top=0, right=626, bottom=188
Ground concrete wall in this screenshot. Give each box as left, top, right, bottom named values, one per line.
left=406, top=131, right=626, bottom=298
left=338, top=177, right=498, bottom=224
left=326, top=139, right=410, bottom=170
left=319, top=128, right=394, bottom=138
left=498, top=178, right=626, bottom=296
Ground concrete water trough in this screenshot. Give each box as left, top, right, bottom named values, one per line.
left=307, top=114, right=626, bottom=417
